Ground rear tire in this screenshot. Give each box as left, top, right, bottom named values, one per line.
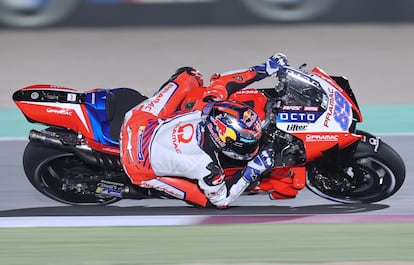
left=23, top=140, right=121, bottom=205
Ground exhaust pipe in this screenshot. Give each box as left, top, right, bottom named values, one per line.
left=29, top=129, right=64, bottom=147
left=29, top=129, right=123, bottom=170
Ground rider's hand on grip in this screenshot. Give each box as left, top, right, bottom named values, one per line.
left=242, top=147, right=274, bottom=182
left=266, top=53, right=288, bottom=76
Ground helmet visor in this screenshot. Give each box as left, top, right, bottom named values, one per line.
left=222, top=139, right=259, bottom=161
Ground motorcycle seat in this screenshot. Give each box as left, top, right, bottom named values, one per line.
left=105, top=88, right=147, bottom=141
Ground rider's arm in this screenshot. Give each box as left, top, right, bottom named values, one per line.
left=203, top=53, right=288, bottom=101
left=199, top=148, right=274, bottom=208
left=139, top=67, right=203, bottom=118
left=205, top=69, right=267, bottom=101
left=197, top=162, right=249, bottom=208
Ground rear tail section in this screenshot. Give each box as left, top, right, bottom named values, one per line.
left=13, top=84, right=148, bottom=155
left=13, top=84, right=93, bottom=137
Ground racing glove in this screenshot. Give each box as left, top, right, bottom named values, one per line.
left=242, top=148, right=274, bottom=182
left=253, top=53, right=288, bottom=76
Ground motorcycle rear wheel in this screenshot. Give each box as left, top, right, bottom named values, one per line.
left=306, top=132, right=405, bottom=204
left=23, top=140, right=121, bottom=205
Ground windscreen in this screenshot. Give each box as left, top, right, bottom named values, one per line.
left=283, top=71, right=328, bottom=110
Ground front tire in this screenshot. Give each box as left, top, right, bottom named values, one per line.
left=306, top=132, right=406, bottom=203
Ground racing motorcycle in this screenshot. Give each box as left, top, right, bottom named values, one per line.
left=12, top=64, right=406, bottom=206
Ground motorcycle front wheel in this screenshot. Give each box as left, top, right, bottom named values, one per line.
left=23, top=140, right=121, bottom=205
left=306, top=131, right=406, bottom=204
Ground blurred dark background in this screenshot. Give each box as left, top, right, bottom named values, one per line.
left=1, top=0, right=414, bottom=28
left=68, top=0, right=414, bottom=26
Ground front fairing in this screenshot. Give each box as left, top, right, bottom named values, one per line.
left=312, top=67, right=363, bottom=124
left=276, top=66, right=363, bottom=161
left=277, top=66, right=362, bottom=133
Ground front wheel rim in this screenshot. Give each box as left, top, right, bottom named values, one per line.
left=307, top=157, right=397, bottom=203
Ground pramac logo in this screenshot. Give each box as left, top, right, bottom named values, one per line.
left=172, top=123, right=195, bottom=153
left=46, top=108, right=72, bottom=116
left=177, top=123, right=194, bottom=143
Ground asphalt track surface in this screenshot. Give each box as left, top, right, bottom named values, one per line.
left=0, top=135, right=412, bottom=219
left=1, top=25, right=414, bottom=221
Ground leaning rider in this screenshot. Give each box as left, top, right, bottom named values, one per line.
left=119, top=53, right=288, bottom=208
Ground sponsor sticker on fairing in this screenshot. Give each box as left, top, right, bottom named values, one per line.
left=46, top=108, right=72, bottom=115
left=96, top=180, right=124, bottom=198
left=282, top=105, right=302, bottom=111
left=324, top=88, right=351, bottom=130
left=304, top=106, right=319, bottom=111
left=286, top=124, right=308, bottom=131
left=67, top=93, right=77, bottom=102
left=305, top=134, right=339, bottom=142
left=277, top=111, right=323, bottom=123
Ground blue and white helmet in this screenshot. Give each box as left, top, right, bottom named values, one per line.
left=204, top=100, right=262, bottom=161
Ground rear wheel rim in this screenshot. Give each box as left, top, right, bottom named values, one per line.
left=36, top=155, right=119, bottom=205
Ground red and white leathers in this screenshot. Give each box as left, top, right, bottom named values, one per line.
left=120, top=66, right=268, bottom=208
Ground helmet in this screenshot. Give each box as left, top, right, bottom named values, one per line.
left=203, top=100, right=262, bottom=161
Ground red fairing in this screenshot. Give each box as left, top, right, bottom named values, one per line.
left=311, top=67, right=363, bottom=122
left=295, top=132, right=361, bottom=161
left=87, top=140, right=120, bottom=155
left=14, top=85, right=95, bottom=139
left=15, top=101, right=94, bottom=138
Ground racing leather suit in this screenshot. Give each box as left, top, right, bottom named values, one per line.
left=120, top=66, right=267, bottom=207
